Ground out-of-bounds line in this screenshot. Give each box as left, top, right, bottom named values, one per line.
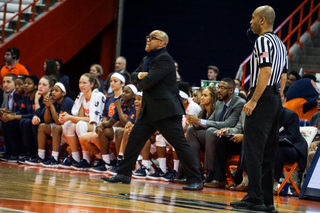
left=0, top=207, right=35, bottom=213
left=0, top=197, right=152, bottom=213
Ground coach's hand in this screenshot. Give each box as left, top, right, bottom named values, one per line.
left=243, top=100, right=257, bottom=116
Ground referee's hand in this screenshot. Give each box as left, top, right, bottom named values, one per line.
left=243, top=100, right=257, bottom=116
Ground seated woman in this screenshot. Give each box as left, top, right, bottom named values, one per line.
left=79, top=84, right=137, bottom=173
left=2, top=75, right=40, bottom=163
left=58, top=73, right=105, bottom=170
left=55, top=59, right=69, bottom=84
left=89, top=64, right=104, bottom=92
left=36, top=82, right=74, bottom=167
left=26, top=75, right=57, bottom=165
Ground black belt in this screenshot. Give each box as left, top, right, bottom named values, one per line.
left=249, top=84, right=280, bottom=93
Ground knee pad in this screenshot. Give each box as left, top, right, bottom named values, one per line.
left=76, top=121, right=88, bottom=137
left=63, top=120, right=76, bottom=137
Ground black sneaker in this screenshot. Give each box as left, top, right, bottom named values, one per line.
left=146, top=168, right=166, bottom=180
left=18, top=155, right=30, bottom=164
left=89, top=159, right=107, bottom=173
left=59, top=158, right=76, bottom=169
left=161, top=170, right=177, bottom=182
left=7, top=156, right=19, bottom=163
left=25, top=156, right=44, bottom=166
left=71, top=159, right=91, bottom=171
left=0, top=154, right=11, bottom=161
left=132, top=166, right=150, bottom=179
left=40, top=156, right=59, bottom=168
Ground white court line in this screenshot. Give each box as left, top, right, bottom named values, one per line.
left=0, top=207, right=35, bottom=213
left=0, top=197, right=153, bottom=213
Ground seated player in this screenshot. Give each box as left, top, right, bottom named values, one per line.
left=58, top=73, right=105, bottom=169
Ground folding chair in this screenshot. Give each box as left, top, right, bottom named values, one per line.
left=277, top=126, right=317, bottom=196
left=226, top=154, right=240, bottom=182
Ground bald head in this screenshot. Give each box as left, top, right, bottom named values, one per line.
left=145, top=30, right=169, bottom=52
left=255, top=5, right=275, bottom=26
left=152, top=30, right=169, bottom=46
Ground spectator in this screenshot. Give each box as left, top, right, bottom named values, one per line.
left=0, top=47, right=29, bottom=84
left=273, top=108, right=308, bottom=194
left=207, top=65, right=219, bottom=81
left=283, top=71, right=300, bottom=97
left=103, top=56, right=131, bottom=95
left=234, top=79, right=242, bottom=89
left=89, top=64, right=104, bottom=92
left=307, top=94, right=320, bottom=171
left=55, top=59, right=69, bottom=84
left=174, top=61, right=183, bottom=82
left=192, top=88, right=203, bottom=105
left=44, top=59, right=59, bottom=81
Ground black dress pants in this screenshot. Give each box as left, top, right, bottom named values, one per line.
left=116, top=114, right=202, bottom=183
left=242, top=87, right=282, bottom=206
left=212, top=137, right=242, bottom=181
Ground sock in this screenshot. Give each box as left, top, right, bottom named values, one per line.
left=72, top=152, right=80, bottom=163
left=110, top=152, right=116, bottom=160
left=142, top=160, right=150, bottom=169
left=174, top=160, right=180, bottom=172
left=119, top=152, right=124, bottom=157
left=242, top=172, right=248, bottom=185
left=38, top=149, right=45, bottom=160
left=158, top=158, right=167, bottom=173
left=52, top=151, right=59, bottom=161
left=102, top=154, right=110, bottom=164
left=95, top=152, right=102, bottom=159
left=82, top=151, right=90, bottom=163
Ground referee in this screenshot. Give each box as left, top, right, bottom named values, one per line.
left=231, top=6, right=287, bottom=211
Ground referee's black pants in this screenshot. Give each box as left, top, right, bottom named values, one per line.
left=242, top=86, right=282, bottom=206
left=116, top=114, right=202, bottom=184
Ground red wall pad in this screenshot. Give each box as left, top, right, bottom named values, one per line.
left=0, top=0, right=117, bottom=77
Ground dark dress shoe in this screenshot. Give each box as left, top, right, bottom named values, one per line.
left=266, top=204, right=275, bottom=211
left=182, top=182, right=203, bottom=191
left=230, top=200, right=266, bottom=211
left=204, top=180, right=227, bottom=188
left=173, top=178, right=187, bottom=184
left=225, top=182, right=237, bottom=190
left=230, top=182, right=248, bottom=191
left=101, top=174, right=131, bottom=184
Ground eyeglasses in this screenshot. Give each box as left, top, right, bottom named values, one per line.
left=217, top=86, right=233, bottom=90
left=146, top=35, right=162, bottom=41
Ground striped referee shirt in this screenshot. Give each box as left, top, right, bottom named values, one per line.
left=249, top=32, right=288, bottom=87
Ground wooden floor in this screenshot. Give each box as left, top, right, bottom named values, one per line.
left=0, top=162, right=319, bottom=213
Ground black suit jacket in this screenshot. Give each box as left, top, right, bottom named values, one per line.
left=132, top=48, right=184, bottom=122
left=279, top=108, right=308, bottom=171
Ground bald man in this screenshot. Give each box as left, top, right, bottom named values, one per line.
left=102, top=56, right=131, bottom=95
left=101, top=30, right=203, bottom=190
left=231, top=6, right=287, bottom=211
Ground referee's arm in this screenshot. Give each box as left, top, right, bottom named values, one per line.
left=243, top=66, right=271, bottom=116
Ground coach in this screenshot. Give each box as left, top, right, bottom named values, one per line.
left=101, top=30, right=203, bottom=191
left=231, top=6, right=287, bottom=211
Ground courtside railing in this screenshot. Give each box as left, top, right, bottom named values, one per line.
left=236, top=0, right=320, bottom=87
left=0, top=0, right=63, bottom=43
